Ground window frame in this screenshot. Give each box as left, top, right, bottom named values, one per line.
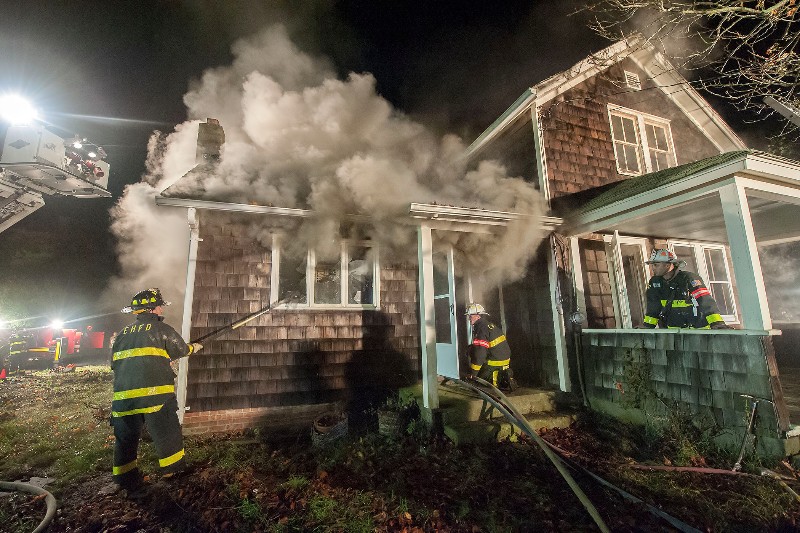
left=668, top=240, right=738, bottom=324
left=270, top=234, right=380, bottom=310
left=607, top=104, right=677, bottom=176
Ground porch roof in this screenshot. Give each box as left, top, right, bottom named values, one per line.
left=563, top=150, right=800, bottom=245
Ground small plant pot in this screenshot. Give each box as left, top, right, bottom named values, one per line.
left=311, top=412, right=348, bottom=447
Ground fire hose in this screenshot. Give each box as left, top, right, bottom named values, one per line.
left=0, top=481, right=57, bottom=533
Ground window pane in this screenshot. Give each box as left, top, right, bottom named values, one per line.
left=709, top=282, right=733, bottom=315
left=651, top=150, right=668, bottom=171
left=347, top=246, right=374, bottom=304
left=654, top=125, right=667, bottom=149
left=314, top=258, right=341, bottom=304
left=672, top=245, right=697, bottom=273
left=279, top=252, right=307, bottom=304
left=621, top=116, right=637, bottom=142
left=623, top=144, right=640, bottom=173
left=611, top=115, right=624, bottom=141
left=704, top=248, right=729, bottom=282
left=434, top=297, right=452, bottom=343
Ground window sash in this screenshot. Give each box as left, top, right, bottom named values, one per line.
left=272, top=236, right=379, bottom=309
left=608, top=106, right=676, bottom=175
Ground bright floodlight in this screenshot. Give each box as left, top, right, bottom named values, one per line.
left=87, top=151, right=97, bottom=158
left=0, top=94, right=38, bottom=125
left=49, top=319, right=64, bottom=330
left=73, top=141, right=83, bottom=149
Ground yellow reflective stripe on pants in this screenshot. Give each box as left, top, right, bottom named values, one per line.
left=159, top=448, right=185, bottom=468
left=113, top=347, right=170, bottom=361
left=113, top=459, right=138, bottom=475
left=470, top=363, right=482, bottom=371
left=487, top=358, right=510, bottom=367
left=114, top=385, right=174, bottom=401
left=488, top=335, right=506, bottom=348
left=112, top=404, right=164, bottom=417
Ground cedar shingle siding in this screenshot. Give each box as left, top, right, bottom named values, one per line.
left=540, top=58, right=720, bottom=211
left=186, top=211, right=420, bottom=416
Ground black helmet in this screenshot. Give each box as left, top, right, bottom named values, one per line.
left=122, top=288, right=171, bottom=313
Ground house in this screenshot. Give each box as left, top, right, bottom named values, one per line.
left=158, top=37, right=800, bottom=456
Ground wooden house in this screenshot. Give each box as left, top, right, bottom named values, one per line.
left=158, top=36, right=800, bottom=456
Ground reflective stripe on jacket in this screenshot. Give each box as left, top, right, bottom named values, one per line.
left=643, top=270, right=725, bottom=329
left=111, top=313, right=194, bottom=416
left=469, top=317, right=512, bottom=371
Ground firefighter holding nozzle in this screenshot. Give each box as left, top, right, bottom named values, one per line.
left=642, top=249, right=732, bottom=330
left=110, top=288, right=203, bottom=493
left=465, top=303, right=518, bottom=392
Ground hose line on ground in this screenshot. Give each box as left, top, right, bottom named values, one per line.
left=0, top=480, right=57, bottom=533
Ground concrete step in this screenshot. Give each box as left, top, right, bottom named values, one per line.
left=444, top=411, right=576, bottom=446
left=436, top=383, right=559, bottom=425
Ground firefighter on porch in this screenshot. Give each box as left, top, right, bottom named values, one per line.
left=110, top=288, right=203, bottom=491
left=642, top=249, right=731, bottom=330
left=466, top=303, right=517, bottom=391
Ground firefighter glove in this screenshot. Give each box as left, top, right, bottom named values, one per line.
left=191, top=342, right=204, bottom=353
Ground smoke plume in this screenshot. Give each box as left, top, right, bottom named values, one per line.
left=107, top=25, right=545, bottom=323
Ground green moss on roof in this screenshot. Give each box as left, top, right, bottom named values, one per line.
left=576, top=150, right=751, bottom=214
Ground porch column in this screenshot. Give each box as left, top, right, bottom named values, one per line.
left=417, top=223, right=439, bottom=409
left=178, top=207, right=200, bottom=424
left=548, top=235, right=571, bottom=392
left=719, top=183, right=772, bottom=330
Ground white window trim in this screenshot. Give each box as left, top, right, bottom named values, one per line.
left=607, top=104, right=677, bottom=176
left=668, top=240, right=738, bottom=324
left=270, top=234, right=381, bottom=310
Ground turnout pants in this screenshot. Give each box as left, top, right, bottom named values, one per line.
left=476, top=360, right=514, bottom=390
left=111, top=396, right=186, bottom=487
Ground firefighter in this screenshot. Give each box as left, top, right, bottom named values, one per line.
left=465, top=303, right=518, bottom=392
left=110, top=288, right=203, bottom=492
left=642, top=249, right=731, bottom=329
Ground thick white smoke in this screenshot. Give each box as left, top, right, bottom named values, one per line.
left=107, top=24, right=545, bottom=322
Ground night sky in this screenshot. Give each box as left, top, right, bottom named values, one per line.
left=0, top=1, right=768, bottom=326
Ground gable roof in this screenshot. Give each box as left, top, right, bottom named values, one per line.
left=467, top=35, right=745, bottom=159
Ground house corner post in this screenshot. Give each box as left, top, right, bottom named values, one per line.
left=417, top=223, right=439, bottom=409
left=178, top=207, right=200, bottom=424
left=548, top=234, right=571, bottom=392
left=718, top=183, right=771, bottom=330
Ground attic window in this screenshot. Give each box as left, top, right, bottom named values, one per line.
left=271, top=235, right=379, bottom=310
left=608, top=105, right=676, bottom=176
left=624, top=71, right=641, bottom=90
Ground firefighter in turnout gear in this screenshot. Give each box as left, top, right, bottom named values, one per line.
left=111, top=288, right=203, bottom=492
left=466, top=303, right=517, bottom=391
left=642, top=249, right=731, bottom=330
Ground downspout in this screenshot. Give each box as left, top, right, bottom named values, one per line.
left=177, top=207, right=200, bottom=424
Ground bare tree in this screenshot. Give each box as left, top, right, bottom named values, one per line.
left=583, top=1, right=800, bottom=127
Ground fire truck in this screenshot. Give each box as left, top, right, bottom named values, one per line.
left=4, top=324, right=110, bottom=373
left=0, top=98, right=111, bottom=234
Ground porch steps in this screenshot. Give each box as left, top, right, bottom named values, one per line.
left=432, top=383, right=577, bottom=445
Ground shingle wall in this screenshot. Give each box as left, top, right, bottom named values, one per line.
left=540, top=57, right=721, bottom=212
left=581, top=331, right=788, bottom=457
left=183, top=211, right=420, bottom=433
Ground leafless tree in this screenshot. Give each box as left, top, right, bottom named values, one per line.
left=583, top=1, right=800, bottom=127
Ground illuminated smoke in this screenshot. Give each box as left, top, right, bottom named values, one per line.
left=107, top=25, right=545, bottom=323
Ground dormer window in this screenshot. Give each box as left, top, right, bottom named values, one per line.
left=608, top=105, right=676, bottom=176
left=624, top=71, right=641, bottom=90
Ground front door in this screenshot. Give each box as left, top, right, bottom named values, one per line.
left=433, top=247, right=459, bottom=378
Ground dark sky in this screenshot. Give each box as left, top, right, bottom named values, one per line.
left=0, top=0, right=768, bottom=325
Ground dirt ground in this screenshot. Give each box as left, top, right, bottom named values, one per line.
left=2, top=369, right=800, bottom=532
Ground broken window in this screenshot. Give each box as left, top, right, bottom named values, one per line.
left=608, top=105, right=676, bottom=176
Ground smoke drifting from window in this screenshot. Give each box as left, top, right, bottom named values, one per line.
left=106, top=25, right=545, bottom=323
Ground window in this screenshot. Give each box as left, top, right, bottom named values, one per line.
left=271, top=235, right=379, bottom=309
left=669, top=241, right=737, bottom=322
left=608, top=105, right=676, bottom=176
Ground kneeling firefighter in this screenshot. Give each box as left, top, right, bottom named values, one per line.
left=111, top=288, right=203, bottom=490
left=466, top=303, right=517, bottom=392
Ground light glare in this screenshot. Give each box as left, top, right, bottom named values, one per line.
left=0, top=94, right=38, bottom=125
left=49, top=319, right=64, bottom=330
